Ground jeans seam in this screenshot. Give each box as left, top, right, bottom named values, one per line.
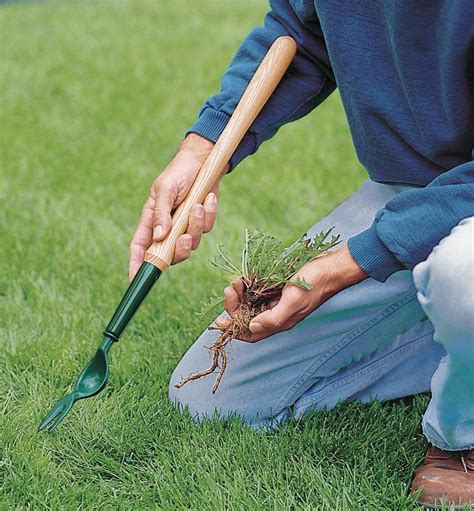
left=274, top=289, right=418, bottom=411
left=295, top=330, right=433, bottom=408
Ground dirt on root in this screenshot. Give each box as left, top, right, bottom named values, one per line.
left=175, top=285, right=275, bottom=393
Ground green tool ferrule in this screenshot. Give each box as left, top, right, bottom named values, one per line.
left=103, top=331, right=120, bottom=342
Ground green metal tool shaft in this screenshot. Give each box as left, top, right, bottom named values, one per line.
left=104, top=262, right=162, bottom=342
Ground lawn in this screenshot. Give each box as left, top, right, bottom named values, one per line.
left=1, top=1, right=429, bottom=509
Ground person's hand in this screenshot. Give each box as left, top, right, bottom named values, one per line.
left=129, top=134, right=227, bottom=280
left=215, top=245, right=368, bottom=342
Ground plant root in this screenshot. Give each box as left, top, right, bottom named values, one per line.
left=175, top=300, right=269, bottom=393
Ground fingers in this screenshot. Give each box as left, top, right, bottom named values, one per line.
left=215, top=315, right=231, bottom=329
left=169, top=201, right=207, bottom=264
left=146, top=178, right=219, bottom=268
left=214, top=280, right=243, bottom=330
left=247, top=287, right=303, bottom=341
left=152, top=180, right=175, bottom=241
left=153, top=178, right=218, bottom=242
left=170, top=190, right=219, bottom=265
left=187, top=204, right=205, bottom=250
left=129, top=243, right=146, bottom=281
left=231, top=278, right=244, bottom=302
left=215, top=284, right=306, bottom=344
left=129, top=196, right=154, bottom=280
left=224, top=286, right=240, bottom=314
left=244, top=306, right=291, bottom=342
left=130, top=137, right=218, bottom=278
left=171, top=234, right=193, bottom=264
left=203, top=191, right=218, bottom=233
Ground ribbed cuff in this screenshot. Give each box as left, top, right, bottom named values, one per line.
left=186, top=107, right=257, bottom=171
left=186, top=108, right=230, bottom=144
left=348, top=223, right=404, bottom=282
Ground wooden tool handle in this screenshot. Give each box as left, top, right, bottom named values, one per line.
left=144, top=36, right=297, bottom=271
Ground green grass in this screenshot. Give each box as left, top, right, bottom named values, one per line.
left=1, top=1, right=429, bottom=509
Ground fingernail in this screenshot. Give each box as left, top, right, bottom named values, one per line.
left=153, top=225, right=163, bottom=239
left=209, top=192, right=217, bottom=204
left=195, top=204, right=204, bottom=217
left=183, top=235, right=192, bottom=249
left=249, top=321, right=263, bottom=334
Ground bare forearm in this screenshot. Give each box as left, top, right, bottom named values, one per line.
left=320, top=245, right=368, bottom=301
left=180, top=133, right=215, bottom=162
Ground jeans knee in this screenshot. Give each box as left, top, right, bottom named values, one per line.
left=168, top=343, right=288, bottom=428
left=413, top=217, right=474, bottom=342
left=168, top=353, right=256, bottom=425
left=168, top=364, right=219, bottom=422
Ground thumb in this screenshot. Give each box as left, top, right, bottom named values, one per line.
left=249, top=300, right=292, bottom=335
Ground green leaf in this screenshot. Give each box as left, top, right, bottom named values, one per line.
left=290, top=276, right=312, bottom=290
left=210, top=228, right=340, bottom=295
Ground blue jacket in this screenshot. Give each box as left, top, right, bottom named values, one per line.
left=188, top=0, right=474, bottom=281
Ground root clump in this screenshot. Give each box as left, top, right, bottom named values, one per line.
left=175, top=287, right=273, bottom=393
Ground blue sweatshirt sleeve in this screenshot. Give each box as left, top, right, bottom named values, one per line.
left=348, top=161, right=474, bottom=282
left=187, top=0, right=335, bottom=170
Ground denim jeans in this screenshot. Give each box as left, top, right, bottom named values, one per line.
left=169, top=180, right=474, bottom=451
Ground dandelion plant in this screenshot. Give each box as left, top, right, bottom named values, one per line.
left=176, top=228, right=340, bottom=393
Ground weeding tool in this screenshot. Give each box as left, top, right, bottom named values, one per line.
left=39, top=36, right=297, bottom=432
